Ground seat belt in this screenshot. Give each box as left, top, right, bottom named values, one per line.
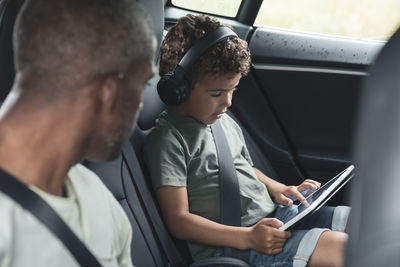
left=210, top=120, right=242, bottom=258
left=0, top=168, right=102, bottom=267
left=122, top=143, right=187, bottom=267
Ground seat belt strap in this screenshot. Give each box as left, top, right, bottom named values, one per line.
left=122, top=143, right=187, bottom=267
left=211, top=120, right=242, bottom=258
left=0, top=168, right=102, bottom=267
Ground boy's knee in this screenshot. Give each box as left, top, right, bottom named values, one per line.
left=308, top=231, right=347, bottom=267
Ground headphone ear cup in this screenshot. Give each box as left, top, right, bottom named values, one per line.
left=178, top=78, right=190, bottom=103
left=157, top=66, right=191, bottom=106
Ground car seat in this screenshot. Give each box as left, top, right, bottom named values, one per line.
left=345, top=27, right=400, bottom=266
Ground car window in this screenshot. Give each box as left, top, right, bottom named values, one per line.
left=255, top=0, right=400, bottom=41
left=171, top=0, right=242, bottom=18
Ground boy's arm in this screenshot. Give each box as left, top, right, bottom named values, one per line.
left=253, top=168, right=319, bottom=206
left=156, top=185, right=291, bottom=255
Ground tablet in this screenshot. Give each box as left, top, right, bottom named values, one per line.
left=279, top=165, right=354, bottom=230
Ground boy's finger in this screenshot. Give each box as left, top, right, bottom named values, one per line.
left=274, top=229, right=291, bottom=239
left=304, top=179, right=321, bottom=187
left=298, top=182, right=318, bottom=191
left=288, top=188, right=307, bottom=204
left=279, top=195, right=293, bottom=206
left=302, top=180, right=321, bottom=189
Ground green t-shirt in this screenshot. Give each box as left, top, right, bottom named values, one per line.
left=143, top=110, right=276, bottom=261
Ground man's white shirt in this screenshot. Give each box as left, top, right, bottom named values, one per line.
left=0, top=164, right=133, bottom=267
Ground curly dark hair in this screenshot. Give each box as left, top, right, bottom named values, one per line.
left=159, top=14, right=251, bottom=84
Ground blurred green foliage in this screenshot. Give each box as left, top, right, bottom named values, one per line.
left=172, top=0, right=241, bottom=17
left=172, top=0, right=400, bottom=41
left=256, top=0, right=400, bottom=40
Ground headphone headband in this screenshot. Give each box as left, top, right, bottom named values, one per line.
left=179, top=27, right=238, bottom=71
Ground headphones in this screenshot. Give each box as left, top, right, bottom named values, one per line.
left=157, top=27, right=238, bottom=106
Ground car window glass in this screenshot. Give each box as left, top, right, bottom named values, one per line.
left=171, top=0, right=241, bottom=18
left=255, top=0, right=400, bottom=41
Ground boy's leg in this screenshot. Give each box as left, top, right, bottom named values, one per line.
left=308, top=231, right=348, bottom=267
left=248, top=206, right=350, bottom=266
left=248, top=229, right=347, bottom=267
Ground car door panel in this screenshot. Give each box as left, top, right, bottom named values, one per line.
left=231, top=28, right=384, bottom=205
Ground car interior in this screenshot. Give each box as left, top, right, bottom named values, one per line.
left=0, top=0, right=399, bottom=266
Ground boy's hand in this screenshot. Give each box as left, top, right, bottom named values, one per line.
left=272, top=179, right=321, bottom=206
left=247, top=218, right=291, bottom=255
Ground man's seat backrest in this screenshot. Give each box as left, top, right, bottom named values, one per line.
left=0, top=0, right=24, bottom=101
left=84, top=155, right=177, bottom=266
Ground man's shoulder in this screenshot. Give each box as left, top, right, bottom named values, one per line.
left=0, top=191, right=35, bottom=255
left=68, top=163, right=130, bottom=226
left=68, top=164, right=107, bottom=189
left=0, top=192, right=61, bottom=266
left=67, top=164, right=118, bottom=207
left=0, top=191, right=20, bottom=227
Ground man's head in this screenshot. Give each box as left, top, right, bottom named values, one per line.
left=159, top=14, right=250, bottom=124
left=13, top=0, right=156, bottom=160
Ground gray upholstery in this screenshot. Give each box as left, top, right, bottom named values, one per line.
left=137, top=69, right=165, bottom=131
left=137, top=0, right=164, bottom=59
left=0, top=0, right=24, bottom=101
left=346, top=28, right=400, bottom=266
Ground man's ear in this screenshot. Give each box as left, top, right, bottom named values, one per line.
left=98, top=76, right=119, bottom=113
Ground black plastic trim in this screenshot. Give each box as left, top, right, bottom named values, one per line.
left=236, top=0, right=262, bottom=26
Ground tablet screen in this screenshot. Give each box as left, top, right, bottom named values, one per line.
left=278, top=165, right=354, bottom=230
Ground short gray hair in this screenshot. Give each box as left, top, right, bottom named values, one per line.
left=14, top=0, right=155, bottom=96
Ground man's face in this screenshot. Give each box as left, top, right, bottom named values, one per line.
left=180, top=73, right=241, bottom=125
left=100, top=58, right=154, bottom=161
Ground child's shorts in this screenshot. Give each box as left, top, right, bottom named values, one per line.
left=248, top=205, right=351, bottom=267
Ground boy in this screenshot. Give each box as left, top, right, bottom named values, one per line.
left=144, top=14, right=349, bottom=267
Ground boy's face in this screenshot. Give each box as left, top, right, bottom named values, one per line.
left=181, top=73, right=241, bottom=125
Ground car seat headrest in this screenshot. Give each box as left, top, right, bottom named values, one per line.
left=137, top=0, right=164, bottom=59
left=137, top=70, right=165, bottom=131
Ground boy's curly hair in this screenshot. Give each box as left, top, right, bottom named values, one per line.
left=159, top=14, right=251, bottom=84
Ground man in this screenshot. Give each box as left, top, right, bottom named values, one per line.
left=0, top=0, right=155, bottom=266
